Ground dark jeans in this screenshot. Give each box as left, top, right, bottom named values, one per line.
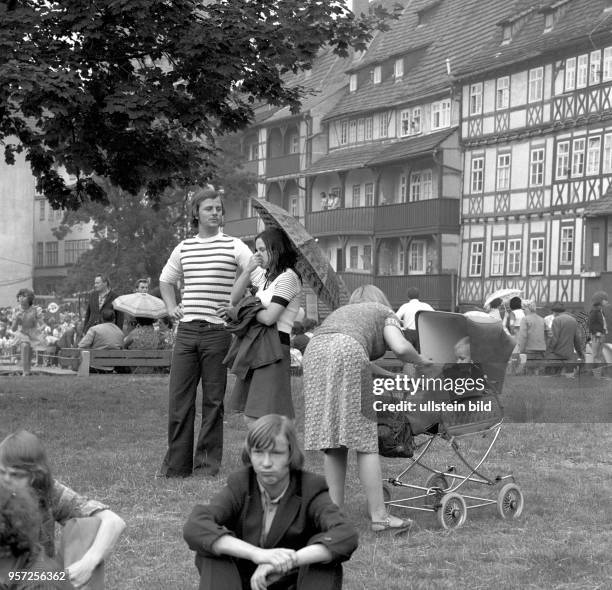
left=195, top=553, right=343, bottom=590
left=161, top=321, right=231, bottom=477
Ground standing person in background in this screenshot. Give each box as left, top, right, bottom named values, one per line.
left=486, top=297, right=503, bottom=321
left=10, top=289, right=45, bottom=376
left=158, top=187, right=252, bottom=478
left=588, top=291, right=608, bottom=375
left=546, top=302, right=584, bottom=375
left=83, top=276, right=123, bottom=334
left=503, top=296, right=524, bottom=337
left=395, top=287, right=434, bottom=352
left=517, top=300, right=547, bottom=374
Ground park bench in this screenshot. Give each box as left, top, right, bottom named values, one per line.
left=60, top=348, right=172, bottom=376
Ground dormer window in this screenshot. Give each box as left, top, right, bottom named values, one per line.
left=394, top=58, right=404, bottom=80
left=349, top=73, right=357, bottom=92
left=544, top=12, right=554, bottom=32
left=501, top=25, right=512, bottom=44
left=373, top=66, right=381, bottom=84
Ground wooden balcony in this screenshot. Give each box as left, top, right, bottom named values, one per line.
left=340, top=272, right=456, bottom=310
left=241, top=160, right=259, bottom=175
left=266, top=153, right=300, bottom=178
left=306, top=199, right=459, bottom=237
left=223, top=217, right=262, bottom=240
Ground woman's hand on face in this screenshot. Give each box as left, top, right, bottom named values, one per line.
left=246, top=253, right=264, bottom=273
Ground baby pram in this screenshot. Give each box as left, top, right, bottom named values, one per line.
left=377, top=311, right=524, bottom=529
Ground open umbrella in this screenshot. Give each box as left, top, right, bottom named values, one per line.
left=112, top=293, right=168, bottom=319
left=251, top=198, right=350, bottom=311
left=483, top=288, right=523, bottom=308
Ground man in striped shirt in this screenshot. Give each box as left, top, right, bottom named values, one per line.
left=158, top=188, right=253, bottom=478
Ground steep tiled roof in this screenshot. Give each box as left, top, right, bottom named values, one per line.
left=456, top=0, right=612, bottom=79
left=367, top=127, right=457, bottom=165
left=324, top=0, right=512, bottom=121
left=305, top=143, right=385, bottom=175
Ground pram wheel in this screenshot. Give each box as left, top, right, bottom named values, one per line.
left=497, top=483, right=524, bottom=520
left=424, top=473, right=449, bottom=507
left=437, top=493, right=467, bottom=530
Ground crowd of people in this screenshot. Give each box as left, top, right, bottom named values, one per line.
left=2, top=186, right=609, bottom=589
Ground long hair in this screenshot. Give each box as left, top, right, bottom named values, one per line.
left=0, top=430, right=53, bottom=511
left=0, top=483, right=42, bottom=563
left=255, top=228, right=300, bottom=284
left=16, top=289, right=35, bottom=306
left=241, top=414, right=304, bottom=470
left=349, top=285, right=392, bottom=308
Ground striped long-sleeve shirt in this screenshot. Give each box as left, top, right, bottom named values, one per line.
left=160, top=232, right=253, bottom=324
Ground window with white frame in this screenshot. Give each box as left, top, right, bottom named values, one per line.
left=409, top=240, right=426, bottom=274
left=349, top=246, right=358, bottom=269
left=507, top=239, right=521, bottom=275
left=565, top=57, right=576, bottom=91
left=394, top=58, right=404, bottom=79
left=468, top=242, right=483, bottom=276
left=469, top=83, right=483, bottom=115
left=39, top=199, right=45, bottom=221
left=528, top=67, right=543, bottom=102
left=340, top=120, right=348, bottom=145
left=421, top=169, right=433, bottom=199
left=399, top=174, right=408, bottom=202
left=496, top=76, right=510, bottom=110
left=544, top=11, right=554, bottom=31
left=364, top=117, right=373, bottom=140
left=290, top=196, right=298, bottom=216
left=36, top=242, right=43, bottom=267
left=352, top=184, right=361, bottom=207
left=496, top=153, right=511, bottom=190
left=47, top=204, right=54, bottom=221
left=556, top=141, right=570, bottom=178
left=604, top=47, right=612, bottom=81
left=357, top=119, right=365, bottom=142
left=530, top=148, right=545, bottom=186
left=365, top=183, right=374, bottom=206
left=248, top=142, right=258, bottom=161
left=411, top=107, right=421, bottom=134
left=604, top=133, right=612, bottom=173
left=590, top=50, right=601, bottom=85
left=471, top=156, right=484, bottom=192
left=363, top=245, right=372, bottom=271
left=529, top=237, right=545, bottom=274
left=491, top=240, right=505, bottom=275
left=560, top=226, right=574, bottom=265
left=400, top=110, right=411, bottom=136
left=373, top=65, right=382, bottom=84
left=288, top=133, right=299, bottom=154
left=398, top=249, right=405, bottom=274
left=349, top=120, right=357, bottom=143
left=410, top=172, right=421, bottom=202
left=45, top=241, right=58, bottom=266
left=400, top=107, right=421, bottom=136
left=349, top=73, right=357, bottom=92
left=576, top=54, right=588, bottom=88
left=572, top=137, right=585, bottom=176
left=431, top=99, right=450, bottom=130
left=587, top=136, right=601, bottom=175
left=379, top=112, right=389, bottom=138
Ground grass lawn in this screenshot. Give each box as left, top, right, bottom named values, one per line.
left=0, top=373, right=611, bottom=590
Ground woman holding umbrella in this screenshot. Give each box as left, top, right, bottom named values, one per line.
left=228, top=228, right=302, bottom=420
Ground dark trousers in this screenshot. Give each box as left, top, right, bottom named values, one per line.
left=161, top=321, right=231, bottom=477
left=195, top=553, right=343, bottom=590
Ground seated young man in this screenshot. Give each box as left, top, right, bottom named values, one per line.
left=183, top=414, right=358, bottom=590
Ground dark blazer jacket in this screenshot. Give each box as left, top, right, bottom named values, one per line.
left=183, top=468, right=358, bottom=563
left=588, top=307, right=606, bottom=336
left=83, top=289, right=123, bottom=333
left=548, top=313, right=583, bottom=359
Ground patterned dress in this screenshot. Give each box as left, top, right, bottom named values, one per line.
left=303, top=302, right=402, bottom=453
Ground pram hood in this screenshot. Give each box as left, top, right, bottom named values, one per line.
left=416, top=310, right=515, bottom=394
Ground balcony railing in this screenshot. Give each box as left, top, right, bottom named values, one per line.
left=340, top=272, right=455, bottom=309
left=223, top=217, right=262, bottom=240
left=306, top=199, right=459, bottom=237
left=266, top=153, right=300, bottom=177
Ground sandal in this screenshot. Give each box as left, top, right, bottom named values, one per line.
left=371, top=516, right=414, bottom=534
